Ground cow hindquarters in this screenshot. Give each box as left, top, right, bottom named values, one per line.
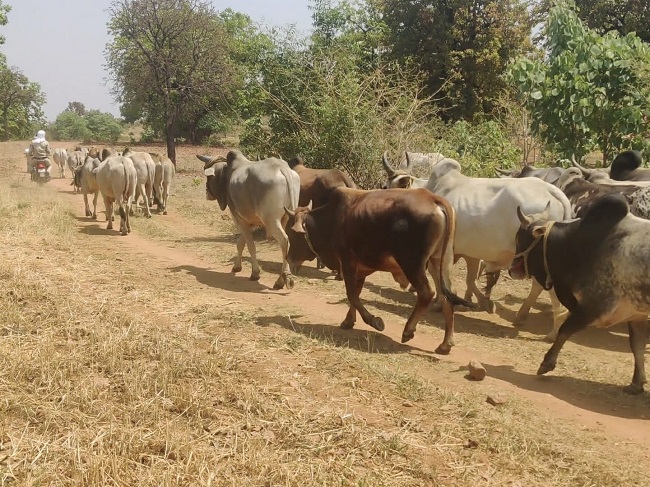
left=625, top=319, right=648, bottom=394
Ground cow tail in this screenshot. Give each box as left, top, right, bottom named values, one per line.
left=549, top=184, right=572, bottom=219
left=436, top=199, right=477, bottom=309
left=121, top=161, right=131, bottom=212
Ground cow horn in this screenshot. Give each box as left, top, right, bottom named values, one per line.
left=405, top=151, right=413, bottom=171
left=382, top=151, right=396, bottom=177
left=284, top=206, right=295, bottom=218
left=571, top=154, right=596, bottom=177
left=197, top=154, right=220, bottom=170
left=495, top=167, right=511, bottom=176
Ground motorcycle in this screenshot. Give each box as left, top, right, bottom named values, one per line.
left=31, top=159, right=51, bottom=185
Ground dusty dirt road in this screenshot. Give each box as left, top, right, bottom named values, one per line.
left=43, top=144, right=650, bottom=445
left=3, top=141, right=649, bottom=485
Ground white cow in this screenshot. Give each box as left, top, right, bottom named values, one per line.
left=66, top=150, right=86, bottom=192
left=52, top=148, right=67, bottom=178
left=122, top=148, right=155, bottom=218
left=74, top=156, right=102, bottom=219
left=94, top=156, right=137, bottom=235
left=198, top=150, right=300, bottom=290
left=383, top=152, right=573, bottom=340
left=150, top=153, right=175, bottom=215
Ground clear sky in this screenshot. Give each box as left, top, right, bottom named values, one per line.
left=1, top=0, right=313, bottom=121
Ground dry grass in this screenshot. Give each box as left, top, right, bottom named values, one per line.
left=1, top=141, right=649, bottom=486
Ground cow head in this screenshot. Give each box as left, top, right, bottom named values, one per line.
left=197, top=154, right=229, bottom=210
left=284, top=206, right=317, bottom=274
left=381, top=151, right=413, bottom=189
left=509, top=202, right=552, bottom=281
left=555, top=167, right=583, bottom=191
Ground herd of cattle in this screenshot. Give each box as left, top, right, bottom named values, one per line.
left=197, top=148, right=650, bottom=395
left=47, top=146, right=176, bottom=235
left=41, top=145, right=650, bottom=395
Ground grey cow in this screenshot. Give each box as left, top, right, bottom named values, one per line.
left=74, top=156, right=102, bottom=219
left=94, top=156, right=137, bottom=235
left=510, top=195, right=650, bottom=394
left=197, top=150, right=300, bottom=290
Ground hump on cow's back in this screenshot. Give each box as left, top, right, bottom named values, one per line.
left=580, top=193, right=629, bottom=227
left=610, top=150, right=642, bottom=179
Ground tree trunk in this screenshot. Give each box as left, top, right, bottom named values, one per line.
left=165, top=119, right=176, bottom=166
left=3, top=109, right=8, bottom=142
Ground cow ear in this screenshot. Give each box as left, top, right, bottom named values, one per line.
left=216, top=166, right=229, bottom=211
left=532, top=224, right=548, bottom=239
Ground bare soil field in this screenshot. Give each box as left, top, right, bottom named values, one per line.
left=1, top=140, right=649, bottom=486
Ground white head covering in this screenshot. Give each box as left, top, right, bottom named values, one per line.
left=32, top=129, right=46, bottom=143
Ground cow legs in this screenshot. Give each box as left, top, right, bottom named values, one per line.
left=545, top=289, right=568, bottom=342
left=104, top=197, right=114, bottom=230
left=341, top=265, right=384, bottom=332
left=162, top=182, right=169, bottom=215
left=514, top=279, right=544, bottom=325
left=400, top=264, right=435, bottom=344
left=267, top=220, right=295, bottom=290
left=236, top=224, right=261, bottom=281
left=83, top=192, right=92, bottom=217
left=463, top=257, right=493, bottom=312
left=624, top=320, right=648, bottom=394
left=426, top=253, right=457, bottom=354
left=538, top=310, right=591, bottom=375
left=92, top=191, right=99, bottom=220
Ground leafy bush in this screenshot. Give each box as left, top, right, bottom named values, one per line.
left=51, top=109, right=123, bottom=143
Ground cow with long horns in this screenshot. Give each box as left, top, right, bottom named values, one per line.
left=197, top=150, right=301, bottom=290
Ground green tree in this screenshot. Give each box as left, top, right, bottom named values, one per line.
left=381, top=0, right=534, bottom=121
left=66, top=101, right=86, bottom=116
left=85, top=110, right=123, bottom=143
left=0, top=0, right=10, bottom=49
left=509, top=2, right=650, bottom=163
left=533, top=0, right=650, bottom=45
left=106, top=0, right=235, bottom=164
left=0, top=65, right=45, bottom=140
left=50, top=111, right=92, bottom=141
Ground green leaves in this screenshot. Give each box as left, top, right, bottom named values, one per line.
left=508, top=1, right=650, bottom=163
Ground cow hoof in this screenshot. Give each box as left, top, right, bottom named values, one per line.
left=485, top=300, right=495, bottom=314
left=146, top=214, right=152, bottom=219
left=92, top=214, right=97, bottom=220
left=106, top=224, right=113, bottom=230
left=85, top=211, right=92, bottom=217
left=284, top=274, right=295, bottom=290
left=231, top=265, right=242, bottom=273
left=623, top=383, right=644, bottom=395
left=163, top=210, right=167, bottom=215
left=401, top=331, right=415, bottom=343
left=513, top=313, right=527, bottom=327
left=369, top=316, right=385, bottom=332
left=408, top=285, right=416, bottom=293
left=537, top=360, right=556, bottom=375
left=434, top=343, right=452, bottom=355
left=340, top=320, right=355, bottom=330
left=334, top=272, right=343, bottom=281
left=249, top=273, right=261, bottom=282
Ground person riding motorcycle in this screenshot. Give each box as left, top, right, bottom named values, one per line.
left=28, top=130, right=52, bottom=175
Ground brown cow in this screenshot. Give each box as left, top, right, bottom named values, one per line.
left=288, top=157, right=356, bottom=207
left=286, top=187, right=475, bottom=353
left=288, top=157, right=356, bottom=273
